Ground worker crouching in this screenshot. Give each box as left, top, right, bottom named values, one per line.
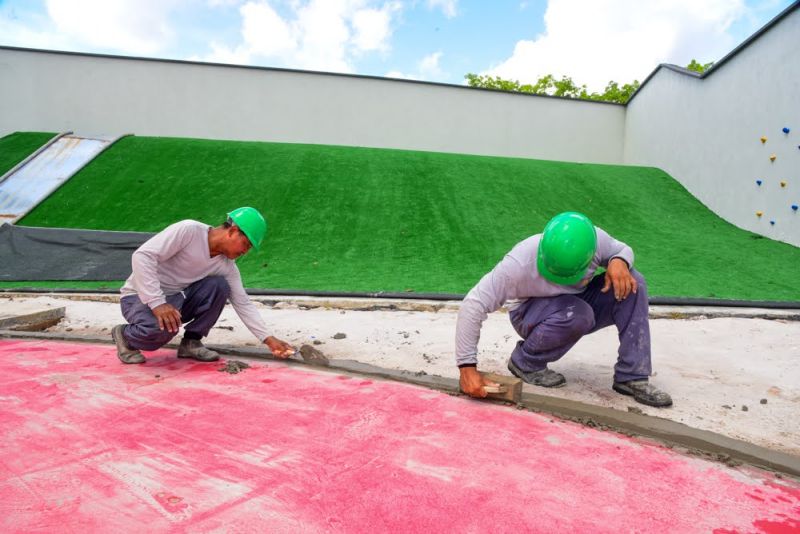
left=112, top=207, right=294, bottom=364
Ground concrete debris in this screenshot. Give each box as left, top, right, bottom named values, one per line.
left=218, top=360, right=250, bottom=374
left=299, top=344, right=330, bottom=366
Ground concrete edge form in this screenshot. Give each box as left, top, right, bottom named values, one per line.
left=0, top=307, right=65, bottom=330
left=0, top=131, right=70, bottom=185
left=2, top=329, right=798, bottom=479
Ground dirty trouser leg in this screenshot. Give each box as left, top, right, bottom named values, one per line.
left=508, top=295, right=595, bottom=373
left=120, top=292, right=185, bottom=351
left=119, top=276, right=230, bottom=351
left=179, top=276, right=230, bottom=339
left=577, top=270, right=651, bottom=383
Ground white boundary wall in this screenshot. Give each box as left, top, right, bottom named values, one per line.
left=0, top=47, right=623, bottom=164
left=0, top=4, right=797, bottom=246
left=624, top=6, right=799, bottom=246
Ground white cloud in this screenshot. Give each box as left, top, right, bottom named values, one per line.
left=292, top=0, right=352, bottom=71
left=418, top=51, right=443, bottom=77
left=198, top=41, right=252, bottom=64
left=241, top=1, right=296, bottom=57
left=485, top=0, right=747, bottom=92
left=207, top=0, right=243, bottom=6
left=384, top=50, right=444, bottom=81
left=0, top=14, right=71, bottom=50
left=45, top=0, right=180, bottom=54
left=427, top=0, right=457, bottom=18
left=352, top=6, right=394, bottom=53
left=385, top=69, right=414, bottom=79
left=202, top=0, right=401, bottom=73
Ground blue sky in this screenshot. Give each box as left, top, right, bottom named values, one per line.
left=0, top=0, right=794, bottom=91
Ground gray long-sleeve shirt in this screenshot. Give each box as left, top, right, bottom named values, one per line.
left=454, top=227, right=634, bottom=366
left=120, top=220, right=270, bottom=342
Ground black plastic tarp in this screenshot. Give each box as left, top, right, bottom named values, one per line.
left=0, top=224, right=153, bottom=281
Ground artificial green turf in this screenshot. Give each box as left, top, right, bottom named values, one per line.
left=0, top=132, right=57, bottom=175
left=12, top=134, right=800, bottom=301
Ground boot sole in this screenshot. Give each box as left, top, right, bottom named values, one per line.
left=177, top=353, right=220, bottom=362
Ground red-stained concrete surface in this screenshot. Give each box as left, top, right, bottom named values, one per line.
left=1, top=339, right=798, bottom=533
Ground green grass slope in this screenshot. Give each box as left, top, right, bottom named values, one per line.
left=11, top=134, right=800, bottom=301
left=0, top=132, right=57, bottom=175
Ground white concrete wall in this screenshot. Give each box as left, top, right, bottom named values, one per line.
left=624, top=8, right=800, bottom=246
left=0, top=47, right=624, bottom=164
left=2, top=5, right=798, bottom=248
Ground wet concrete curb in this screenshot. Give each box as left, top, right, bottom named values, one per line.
left=3, top=328, right=799, bottom=479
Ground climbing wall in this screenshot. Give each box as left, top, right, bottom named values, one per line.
left=755, top=126, right=798, bottom=228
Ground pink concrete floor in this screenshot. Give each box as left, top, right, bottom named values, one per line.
left=0, top=339, right=798, bottom=533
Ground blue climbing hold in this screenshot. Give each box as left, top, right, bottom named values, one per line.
left=756, top=180, right=762, bottom=186
left=770, top=220, right=775, bottom=225
left=782, top=127, right=790, bottom=134
left=792, top=205, right=799, bottom=211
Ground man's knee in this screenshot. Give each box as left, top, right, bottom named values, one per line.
left=149, top=329, right=176, bottom=348
left=127, top=323, right=176, bottom=350
left=631, top=270, right=648, bottom=294
left=554, top=296, right=595, bottom=336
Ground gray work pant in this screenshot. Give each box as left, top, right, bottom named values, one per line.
left=119, top=276, right=231, bottom=351
left=509, top=270, right=651, bottom=383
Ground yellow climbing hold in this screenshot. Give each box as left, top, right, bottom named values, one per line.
left=780, top=181, right=787, bottom=187
left=760, top=136, right=767, bottom=143
left=770, top=154, right=777, bottom=162
left=756, top=211, right=763, bottom=217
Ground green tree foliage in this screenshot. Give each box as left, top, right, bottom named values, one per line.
left=464, top=72, right=640, bottom=104
left=685, top=59, right=714, bottom=74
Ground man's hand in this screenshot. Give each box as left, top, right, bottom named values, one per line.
left=459, top=366, right=500, bottom=399
left=265, top=336, right=295, bottom=359
left=602, top=258, right=637, bottom=301
left=152, top=303, right=182, bottom=333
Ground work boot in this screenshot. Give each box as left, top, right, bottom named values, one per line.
left=507, top=358, right=566, bottom=388
left=111, top=324, right=145, bottom=364
left=613, top=379, right=673, bottom=408
left=177, top=338, right=220, bottom=362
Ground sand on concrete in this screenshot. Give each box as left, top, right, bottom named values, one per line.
left=0, top=294, right=797, bottom=455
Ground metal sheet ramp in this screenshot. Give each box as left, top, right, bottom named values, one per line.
left=0, top=132, right=127, bottom=224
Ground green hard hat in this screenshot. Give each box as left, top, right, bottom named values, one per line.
left=227, top=207, right=267, bottom=250
left=537, top=212, right=597, bottom=285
